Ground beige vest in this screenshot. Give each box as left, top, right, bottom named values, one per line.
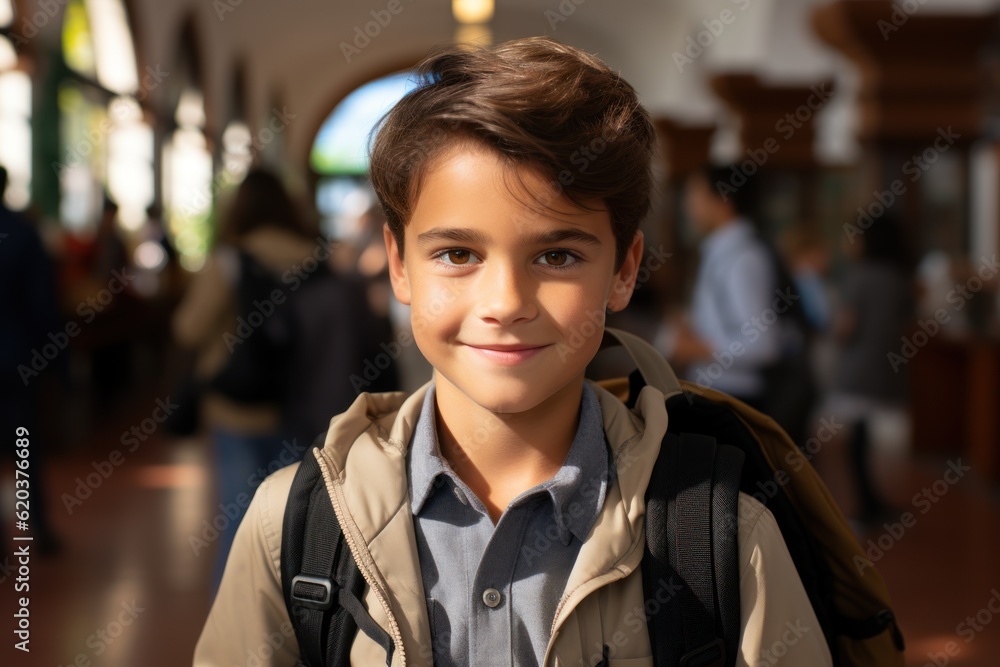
left=194, top=379, right=832, bottom=666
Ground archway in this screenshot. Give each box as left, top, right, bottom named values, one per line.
left=309, top=70, right=418, bottom=243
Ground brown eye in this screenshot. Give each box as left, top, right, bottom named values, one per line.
left=447, top=250, right=471, bottom=264
left=543, top=251, right=567, bottom=266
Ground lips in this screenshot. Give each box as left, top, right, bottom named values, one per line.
left=464, top=342, right=550, bottom=365
left=467, top=343, right=547, bottom=352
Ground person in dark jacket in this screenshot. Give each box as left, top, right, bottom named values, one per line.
left=0, top=165, right=62, bottom=554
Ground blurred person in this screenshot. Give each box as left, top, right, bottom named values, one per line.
left=331, top=199, right=429, bottom=392
left=664, top=166, right=815, bottom=444
left=780, top=224, right=833, bottom=333
left=87, top=197, right=135, bottom=405
left=275, top=230, right=401, bottom=450
left=0, top=165, right=62, bottom=554
left=665, top=165, right=779, bottom=409
left=172, top=169, right=323, bottom=594
left=827, top=213, right=916, bottom=525
left=779, top=224, right=837, bottom=408
left=144, top=202, right=178, bottom=264
left=92, top=197, right=128, bottom=283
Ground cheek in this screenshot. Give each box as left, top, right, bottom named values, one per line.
left=410, top=275, right=464, bottom=333
left=539, top=282, right=609, bottom=332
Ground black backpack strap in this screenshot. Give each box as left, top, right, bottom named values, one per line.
left=710, top=440, right=744, bottom=661
left=281, top=443, right=395, bottom=666
left=644, top=431, right=744, bottom=667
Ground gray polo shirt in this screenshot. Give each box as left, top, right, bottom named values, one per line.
left=407, top=382, right=611, bottom=666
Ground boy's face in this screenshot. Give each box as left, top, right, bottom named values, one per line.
left=384, top=142, right=643, bottom=415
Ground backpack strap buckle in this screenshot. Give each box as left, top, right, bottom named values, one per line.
left=679, top=637, right=726, bottom=667
left=291, top=574, right=336, bottom=610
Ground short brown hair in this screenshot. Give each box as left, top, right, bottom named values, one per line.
left=368, top=36, right=655, bottom=271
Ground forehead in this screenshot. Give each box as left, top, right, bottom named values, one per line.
left=409, top=142, right=611, bottom=236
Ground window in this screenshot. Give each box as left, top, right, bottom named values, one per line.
left=107, top=96, right=154, bottom=230
left=57, top=0, right=149, bottom=231
left=0, top=31, right=31, bottom=210
left=311, top=71, right=417, bottom=240
left=63, top=0, right=139, bottom=94
left=163, top=88, right=214, bottom=271
left=0, top=0, right=13, bottom=28
left=311, top=71, right=418, bottom=176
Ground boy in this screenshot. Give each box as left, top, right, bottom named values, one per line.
left=194, top=37, right=832, bottom=666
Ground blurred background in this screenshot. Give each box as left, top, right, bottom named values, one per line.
left=1, top=0, right=1000, bottom=665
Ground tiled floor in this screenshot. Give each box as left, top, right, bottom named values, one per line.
left=1, top=393, right=999, bottom=666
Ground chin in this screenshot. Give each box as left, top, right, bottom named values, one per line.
left=452, top=371, right=581, bottom=416
left=460, top=379, right=541, bottom=415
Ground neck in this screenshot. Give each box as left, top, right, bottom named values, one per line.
left=432, top=373, right=584, bottom=523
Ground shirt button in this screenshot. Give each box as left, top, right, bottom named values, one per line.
left=482, top=588, right=502, bottom=608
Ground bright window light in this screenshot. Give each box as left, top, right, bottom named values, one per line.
left=175, top=88, right=206, bottom=129
left=108, top=97, right=153, bottom=230
left=164, top=126, right=214, bottom=271
left=0, top=0, right=13, bottom=28
left=221, top=120, right=252, bottom=185
left=63, top=0, right=97, bottom=79
left=58, top=82, right=106, bottom=230
left=310, top=71, right=417, bottom=175
left=0, top=70, right=32, bottom=210
left=62, top=0, right=139, bottom=94
left=0, top=34, right=16, bottom=70
left=86, top=0, right=139, bottom=94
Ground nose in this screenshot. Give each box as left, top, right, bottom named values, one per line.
left=474, top=260, right=537, bottom=326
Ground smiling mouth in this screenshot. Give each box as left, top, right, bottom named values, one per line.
left=464, top=343, right=550, bottom=364
left=467, top=343, right=548, bottom=352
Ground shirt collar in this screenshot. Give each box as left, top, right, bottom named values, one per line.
left=407, top=382, right=609, bottom=545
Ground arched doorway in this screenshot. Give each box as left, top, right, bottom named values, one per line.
left=310, top=70, right=417, bottom=243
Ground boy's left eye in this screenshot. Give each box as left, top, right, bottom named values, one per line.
left=537, top=250, right=578, bottom=267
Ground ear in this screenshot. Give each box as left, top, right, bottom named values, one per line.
left=383, top=223, right=411, bottom=306
left=608, top=230, right=644, bottom=312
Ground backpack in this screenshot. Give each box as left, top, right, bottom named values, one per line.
left=277, top=269, right=401, bottom=447
left=209, top=248, right=293, bottom=404
left=279, top=327, right=905, bottom=666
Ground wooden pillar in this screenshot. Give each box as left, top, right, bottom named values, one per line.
left=655, top=118, right=715, bottom=183
left=710, top=73, right=833, bottom=169
left=812, top=1, right=990, bottom=147
left=812, top=0, right=995, bottom=256
left=707, top=73, right=834, bottom=235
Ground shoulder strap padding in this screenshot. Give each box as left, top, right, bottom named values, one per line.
left=644, top=431, right=743, bottom=667
left=601, top=327, right=683, bottom=400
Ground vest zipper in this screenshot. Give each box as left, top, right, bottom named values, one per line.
left=543, top=568, right=631, bottom=665
left=315, top=449, right=406, bottom=666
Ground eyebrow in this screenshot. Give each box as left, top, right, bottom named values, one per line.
left=414, top=226, right=602, bottom=248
